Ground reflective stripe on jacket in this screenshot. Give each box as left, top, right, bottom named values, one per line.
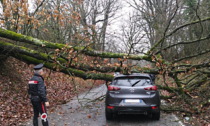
left=28, top=73, right=47, bottom=102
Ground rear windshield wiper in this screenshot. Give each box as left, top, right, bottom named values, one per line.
left=131, top=80, right=141, bottom=87
left=141, top=80, right=149, bottom=86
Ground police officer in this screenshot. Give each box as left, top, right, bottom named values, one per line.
left=28, top=63, right=49, bottom=126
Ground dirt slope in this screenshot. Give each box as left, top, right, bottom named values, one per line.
left=0, top=57, right=104, bottom=126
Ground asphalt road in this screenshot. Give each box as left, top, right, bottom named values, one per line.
left=23, top=85, right=185, bottom=126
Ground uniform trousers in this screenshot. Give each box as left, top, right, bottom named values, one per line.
left=31, top=99, right=49, bottom=126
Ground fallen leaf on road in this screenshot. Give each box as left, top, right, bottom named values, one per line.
left=87, top=114, right=91, bottom=118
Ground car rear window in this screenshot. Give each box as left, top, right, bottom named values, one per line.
left=112, top=77, right=152, bottom=87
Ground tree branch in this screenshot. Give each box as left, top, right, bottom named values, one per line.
left=149, top=17, right=210, bottom=53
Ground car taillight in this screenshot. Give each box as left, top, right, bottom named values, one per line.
left=108, top=86, right=121, bottom=91
left=144, top=86, right=157, bottom=91
left=151, top=106, right=158, bottom=109
left=107, top=106, right=114, bottom=109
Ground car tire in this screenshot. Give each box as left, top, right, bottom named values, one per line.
left=152, top=111, right=160, bottom=120
left=105, top=109, right=113, bottom=120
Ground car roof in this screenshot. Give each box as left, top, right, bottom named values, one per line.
left=113, top=73, right=151, bottom=79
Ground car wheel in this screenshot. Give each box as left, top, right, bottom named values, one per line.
left=152, top=111, right=160, bottom=120
left=105, top=109, right=113, bottom=120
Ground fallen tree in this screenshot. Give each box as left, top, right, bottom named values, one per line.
left=0, top=40, right=114, bottom=81
left=1, top=39, right=208, bottom=80
left=0, top=28, right=152, bottom=61
left=0, top=38, right=209, bottom=101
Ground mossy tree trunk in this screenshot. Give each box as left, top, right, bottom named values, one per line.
left=0, top=28, right=152, bottom=61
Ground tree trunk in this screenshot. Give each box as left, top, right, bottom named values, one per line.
left=0, top=28, right=152, bottom=61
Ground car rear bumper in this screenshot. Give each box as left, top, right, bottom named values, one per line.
left=106, top=105, right=160, bottom=115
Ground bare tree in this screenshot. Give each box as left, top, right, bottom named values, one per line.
left=78, top=0, right=120, bottom=51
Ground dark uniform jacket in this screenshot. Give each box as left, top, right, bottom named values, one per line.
left=28, top=73, right=47, bottom=102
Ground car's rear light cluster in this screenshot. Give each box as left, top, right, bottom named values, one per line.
left=144, top=86, right=157, bottom=91
left=151, top=106, right=158, bottom=109
left=108, top=86, right=121, bottom=91
left=107, top=106, right=114, bottom=109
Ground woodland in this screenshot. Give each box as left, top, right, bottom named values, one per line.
left=0, top=0, right=209, bottom=125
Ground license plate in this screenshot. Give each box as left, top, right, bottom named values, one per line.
left=124, top=99, right=141, bottom=103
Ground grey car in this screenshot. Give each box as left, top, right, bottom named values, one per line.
left=105, top=73, right=160, bottom=120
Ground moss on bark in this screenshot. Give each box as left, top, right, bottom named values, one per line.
left=0, top=28, right=152, bottom=61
